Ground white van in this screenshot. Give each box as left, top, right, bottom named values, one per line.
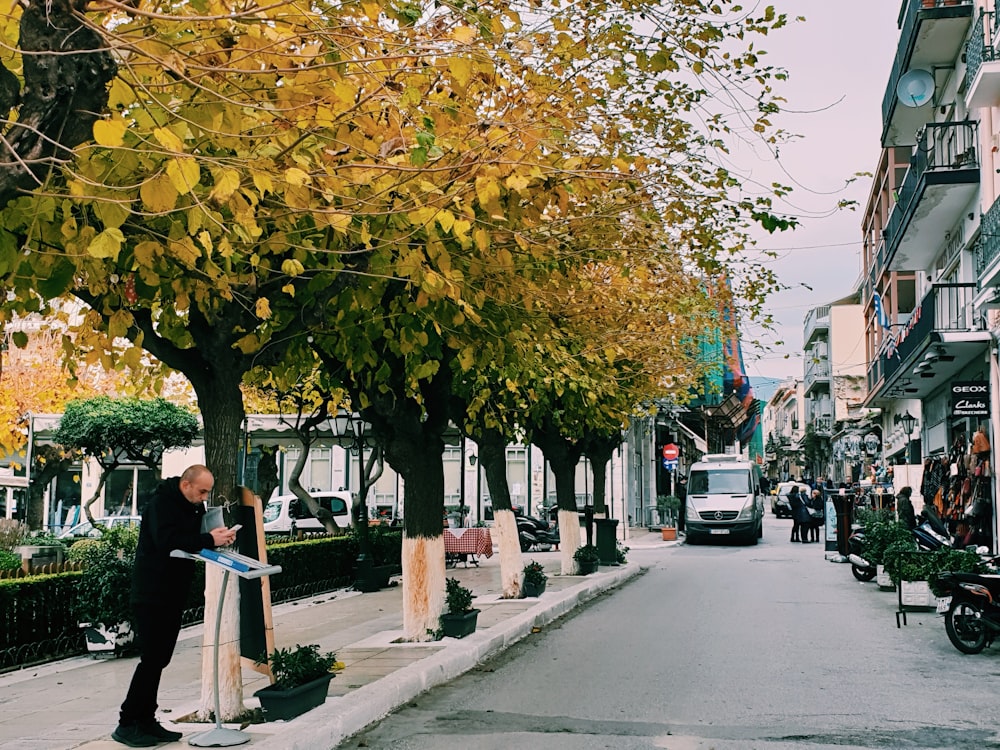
left=262, top=491, right=352, bottom=534
left=685, top=454, right=764, bottom=545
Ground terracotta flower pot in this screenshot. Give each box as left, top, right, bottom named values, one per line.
left=661, top=527, right=677, bottom=541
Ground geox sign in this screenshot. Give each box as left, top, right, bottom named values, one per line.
left=951, top=381, right=989, bottom=418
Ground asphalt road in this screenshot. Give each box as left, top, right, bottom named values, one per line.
left=345, top=514, right=1000, bottom=750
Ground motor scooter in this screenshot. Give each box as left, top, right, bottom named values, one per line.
left=847, top=507, right=952, bottom=582
left=515, top=509, right=559, bottom=552
left=934, top=569, right=1000, bottom=654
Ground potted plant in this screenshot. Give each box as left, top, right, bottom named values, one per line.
left=70, top=528, right=138, bottom=657
left=254, top=643, right=338, bottom=721
left=573, top=544, right=600, bottom=575
left=656, top=495, right=680, bottom=540
left=521, top=560, right=547, bottom=598
left=440, top=577, right=479, bottom=638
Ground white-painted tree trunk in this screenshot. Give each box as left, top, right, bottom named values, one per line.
left=493, top=510, right=522, bottom=598
left=559, top=509, right=582, bottom=575
left=198, top=566, right=244, bottom=721
left=402, top=535, right=446, bottom=641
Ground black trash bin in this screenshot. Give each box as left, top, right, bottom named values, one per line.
left=594, top=518, right=620, bottom=565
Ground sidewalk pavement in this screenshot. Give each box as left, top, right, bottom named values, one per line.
left=0, top=528, right=671, bottom=750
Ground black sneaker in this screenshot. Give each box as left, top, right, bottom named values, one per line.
left=111, top=724, right=159, bottom=748
left=139, top=721, right=183, bottom=742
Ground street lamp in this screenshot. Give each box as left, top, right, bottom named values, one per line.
left=331, top=411, right=378, bottom=591
left=896, top=411, right=917, bottom=438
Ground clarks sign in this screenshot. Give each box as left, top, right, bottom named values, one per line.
left=951, top=381, right=989, bottom=418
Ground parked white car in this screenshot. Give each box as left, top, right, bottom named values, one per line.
left=58, top=515, right=142, bottom=538
left=262, top=491, right=351, bottom=534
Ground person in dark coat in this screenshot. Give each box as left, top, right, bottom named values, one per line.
left=676, top=476, right=687, bottom=534
left=113, top=465, right=236, bottom=748
left=788, top=486, right=810, bottom=544
left=807, top=489, right=824, bottom=543
left=896, top=485, right=916, bottom=531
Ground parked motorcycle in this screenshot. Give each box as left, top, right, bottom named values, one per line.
left=934, top=570, right=1000, bottom=654
left=847, top=508, right=952, bottom=582
left=515, top=509, right=559, bottom=552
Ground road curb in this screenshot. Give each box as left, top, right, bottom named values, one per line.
left=246, top=562, right=646, bottom=749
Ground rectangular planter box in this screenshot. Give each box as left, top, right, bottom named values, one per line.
left=877, top=565, right=894, bottom=590
left=900, top=580, right=933, bottom=608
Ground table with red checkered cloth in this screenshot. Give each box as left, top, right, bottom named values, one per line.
left=443, top=527, right=493, bottom=558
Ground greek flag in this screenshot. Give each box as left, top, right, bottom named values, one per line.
left=872, top=291, right=890, bottom=330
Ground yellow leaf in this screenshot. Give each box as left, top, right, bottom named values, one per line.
left=281, top=283, right=296, bottom=297
left=94, top=201, right=130, bottom=230
left=93, top=120, right=127, bottom=148
left=475, top=177, right=501, bottom=207
left=209, top=169, right=242, bottom=203
left=197, top=231, right=213, bottom=253
left=451, top=26, right=476, bottom=44
left=166, top=158, right=201, bottom=194
left=108, top=310, right=133, bottom=340
left=436, top=210, right=455, bottom=233
left=324, top=212, right=351, bottom=235
left=452, top=219, right=471, bottom=238
left=140, top=175, right=178, bottom=213
left=448, top=57, right=473, bottom=89
left=474, top=228, right=490, bottom=252
left=281, top=258, right=305, bottom=277
left=285, top=168, right=311, bottom=186
left=235, top=333, right=261, bottom=354
left=134, top=241, right=161, bottom=267
left=255, top=298, right=272, bottom=319
left=252, top=171, right=274, bottom=197
left=458, top=347, right=475, bottom=371
left=87, top=228, right=124, bottom=259
left=168, top=237, right=201, bottom=267
left=154, top=127, right=185, bottom=153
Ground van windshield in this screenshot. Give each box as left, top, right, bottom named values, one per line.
left=688, top=469, right=751, bottom=494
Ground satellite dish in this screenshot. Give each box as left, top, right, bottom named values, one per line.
left=896, top=69, right=935, bottom=108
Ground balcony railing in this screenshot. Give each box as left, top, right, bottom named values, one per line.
left=882, top=282, right=977, bottom=383
left=975, top=194, right=1000, bottom=278
left=966, top=10, right=993, bottom=86
left=882, top=0, right=974, bottom=144
left=883, top=121, right=978, bottom=267
left=803, top=305, right=830, bottom=346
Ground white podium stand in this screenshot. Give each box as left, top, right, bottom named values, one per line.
left=171, top=549, right=282, bottom=747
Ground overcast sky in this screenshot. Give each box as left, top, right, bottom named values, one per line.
left=733, top=1, right=901, bottom=382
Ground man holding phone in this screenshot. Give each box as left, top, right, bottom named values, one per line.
left=112, top=464, right=237, bottom=748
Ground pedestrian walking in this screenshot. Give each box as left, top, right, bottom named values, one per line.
left=807, top=489, right=824, bottom=543
left=676, top=476, right=687, bottom=534
left=788, top=485, right=808, bottom=543
left=112, top=465, right=237, bottom=748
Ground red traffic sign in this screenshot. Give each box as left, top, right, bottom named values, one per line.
left=662, top=443, right=679, bottom=461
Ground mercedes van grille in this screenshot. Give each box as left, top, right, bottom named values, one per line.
left=699, top=510, right=739, bottom=521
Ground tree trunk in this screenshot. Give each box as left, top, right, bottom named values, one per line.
left=26, top=447, right=72, bottom=530
left=0, top=0, right=116, bottom=206
left=479, top=428, right=521, bottom=598
left=187, top=368, right=246, bottom=720
left=255, top=447, right=279, bottom=503
left=585, top=433, right=619, bottom=516
left=372, top=395, right=447, bottom=641
left=532, top=422, right=583, bottom=575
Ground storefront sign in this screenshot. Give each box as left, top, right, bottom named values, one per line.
left=951, top=381, right=989, bottom=418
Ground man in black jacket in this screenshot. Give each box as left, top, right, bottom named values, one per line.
left=112, top=465, right=236, bottom=748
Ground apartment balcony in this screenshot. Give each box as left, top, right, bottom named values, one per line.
left=804, top=358, right=831, bottom=397
left=974, top=194, right=1000, bottom=287
left=966, top=10, right=1000, bottom=108
left=866, top=282, right=988, bottom=405
left=882, top=0, right=974, bottom=146
left=803, top=305, right=830, bottom=348
left=883, top=121, right=978, bottom=272
left=811, top=416, right=833, bottom=438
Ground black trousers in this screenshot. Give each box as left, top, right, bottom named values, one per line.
left=120, top=603, right=184, bottom=725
